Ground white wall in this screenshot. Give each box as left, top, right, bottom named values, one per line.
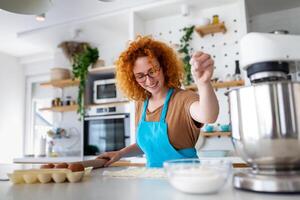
left=0, top=52, right=24, bottom=163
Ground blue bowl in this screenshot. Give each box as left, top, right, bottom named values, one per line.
left=220, top=124, right=230, bottom=132
left=203, top=125, right=214, bottom=132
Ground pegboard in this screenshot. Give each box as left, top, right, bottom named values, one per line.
left=135, top=2, right=247, bottom=127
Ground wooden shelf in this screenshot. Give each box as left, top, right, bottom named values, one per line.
left=185, top=80, right=245, bottom=91
left=195, top=22, right=227, bottom=37
left=200, top=132, right=231, bottom=137
left=40, top=79, right=80, bottom=88
left=89, top=65, right=115, bottom=74
left=212, top=80, right=244, bottom=88
left=39, top=105, right=78, bottom=112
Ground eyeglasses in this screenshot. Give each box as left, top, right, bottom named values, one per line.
left=134, top=67, right=160, bottom=83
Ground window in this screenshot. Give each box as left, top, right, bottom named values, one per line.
left=25, top=75, right=54, bottom=156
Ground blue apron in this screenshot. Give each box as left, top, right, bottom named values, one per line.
left=136, top=88, right=198, bottom=168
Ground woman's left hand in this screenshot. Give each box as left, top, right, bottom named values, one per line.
left=190, top=51, right=214, bottom=84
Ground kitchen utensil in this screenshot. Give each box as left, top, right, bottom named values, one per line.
left=229, top=81, right=300, bottom=170
left=228, top=32, right=300, bottom=193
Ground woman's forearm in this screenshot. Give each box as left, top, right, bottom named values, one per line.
left=120, top=143, right=143, bottom=157
left=190, top=82, right=219, bottom=123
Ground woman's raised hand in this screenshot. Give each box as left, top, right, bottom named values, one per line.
left=190, top=51, right=214, bottom=85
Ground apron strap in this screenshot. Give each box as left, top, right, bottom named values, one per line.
left=160, top=88, right=174, bottom=122
left=142, top=88, right=174, bottom=122
left=141, top=99, right=149, bottom=121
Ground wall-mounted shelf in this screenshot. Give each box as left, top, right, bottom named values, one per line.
left=89, top=66, right=115, bottom=75
left=185, top=80, right=245, bottom=91
left=40, top=105, right=78, bottom=112
left=40, top=79, right=80, bottom=88
left=195, top=22, right=227, bottom=37
left=200, top=132, right=231, bottom=137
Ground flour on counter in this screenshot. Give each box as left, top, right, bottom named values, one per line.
left=102, top=167, right=166, bottom=179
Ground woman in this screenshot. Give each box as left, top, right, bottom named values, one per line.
left=96, top=36, right=219, bottom=168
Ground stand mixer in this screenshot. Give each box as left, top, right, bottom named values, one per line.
left=228, top=32, right=300, bottom=193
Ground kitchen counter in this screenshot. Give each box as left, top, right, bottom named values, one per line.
left=1, top=164, right=300, bottom=200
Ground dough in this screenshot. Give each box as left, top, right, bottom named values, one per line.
left=102, top=167, right=166, bottom=179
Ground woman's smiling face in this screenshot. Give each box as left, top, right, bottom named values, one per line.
left=133, top=56, right=165, bottom=95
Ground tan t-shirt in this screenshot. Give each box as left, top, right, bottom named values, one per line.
left=135, top=88, right=202, bottom=150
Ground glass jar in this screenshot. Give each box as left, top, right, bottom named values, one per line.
left=212, top=15, right=219, bottom=24
left=65, top=96, right=72, bottom=106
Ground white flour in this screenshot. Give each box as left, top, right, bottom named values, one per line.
left=168, top=167, right=227, bottom=194
left=102, top=167, right=167, bottom=179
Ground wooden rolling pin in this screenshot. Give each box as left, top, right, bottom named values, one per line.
left=71, top=158, right=108, bottom=169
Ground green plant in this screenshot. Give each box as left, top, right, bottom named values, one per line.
left=72, top=45, right=99, bottom=119
left=178, top=25, right=195, bottom=86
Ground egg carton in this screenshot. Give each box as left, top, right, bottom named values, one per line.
left=7, top=167, right=93, bottom=184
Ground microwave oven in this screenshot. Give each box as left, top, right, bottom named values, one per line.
left=93, top=78, right=124, bottom=104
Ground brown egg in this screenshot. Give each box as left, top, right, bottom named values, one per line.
left=40, top=163, right=55, bottom=169
left=55, top=162, right=69, bottom=169
left=68, top=163, right=84, bottom=172
left=48, top=163, right=55, bottom=168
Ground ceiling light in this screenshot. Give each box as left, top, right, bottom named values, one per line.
left=0, top=0, right=52, bottom=15
left=36, top=13, right=46, bottom=22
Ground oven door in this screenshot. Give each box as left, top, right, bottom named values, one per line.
left=84, top=114, right=130, bottom=156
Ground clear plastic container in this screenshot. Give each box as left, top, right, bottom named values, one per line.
left=163, top=158, right=231, bottom=194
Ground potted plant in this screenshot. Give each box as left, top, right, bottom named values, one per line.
left=59, top=41, right=99, bottom=118
left=178, top=25, right=195, bottom=86
left=72, top=45, right=99, bottom=118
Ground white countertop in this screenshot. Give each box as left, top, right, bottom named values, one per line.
left=1, top=164, right=299, bottom=200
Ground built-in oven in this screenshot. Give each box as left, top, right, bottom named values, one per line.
left=83, top=104, right=131, bottom=156
left=93, top=78, right=124, bottom=104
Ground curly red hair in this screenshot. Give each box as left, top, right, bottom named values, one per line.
left=115, top=36, right=184, bottom=101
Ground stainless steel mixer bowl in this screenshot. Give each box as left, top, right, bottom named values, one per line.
left=228, top=81, right=300, bottom=172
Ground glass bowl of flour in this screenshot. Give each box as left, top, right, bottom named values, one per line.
left=163, top=158, right=231, bottom=194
